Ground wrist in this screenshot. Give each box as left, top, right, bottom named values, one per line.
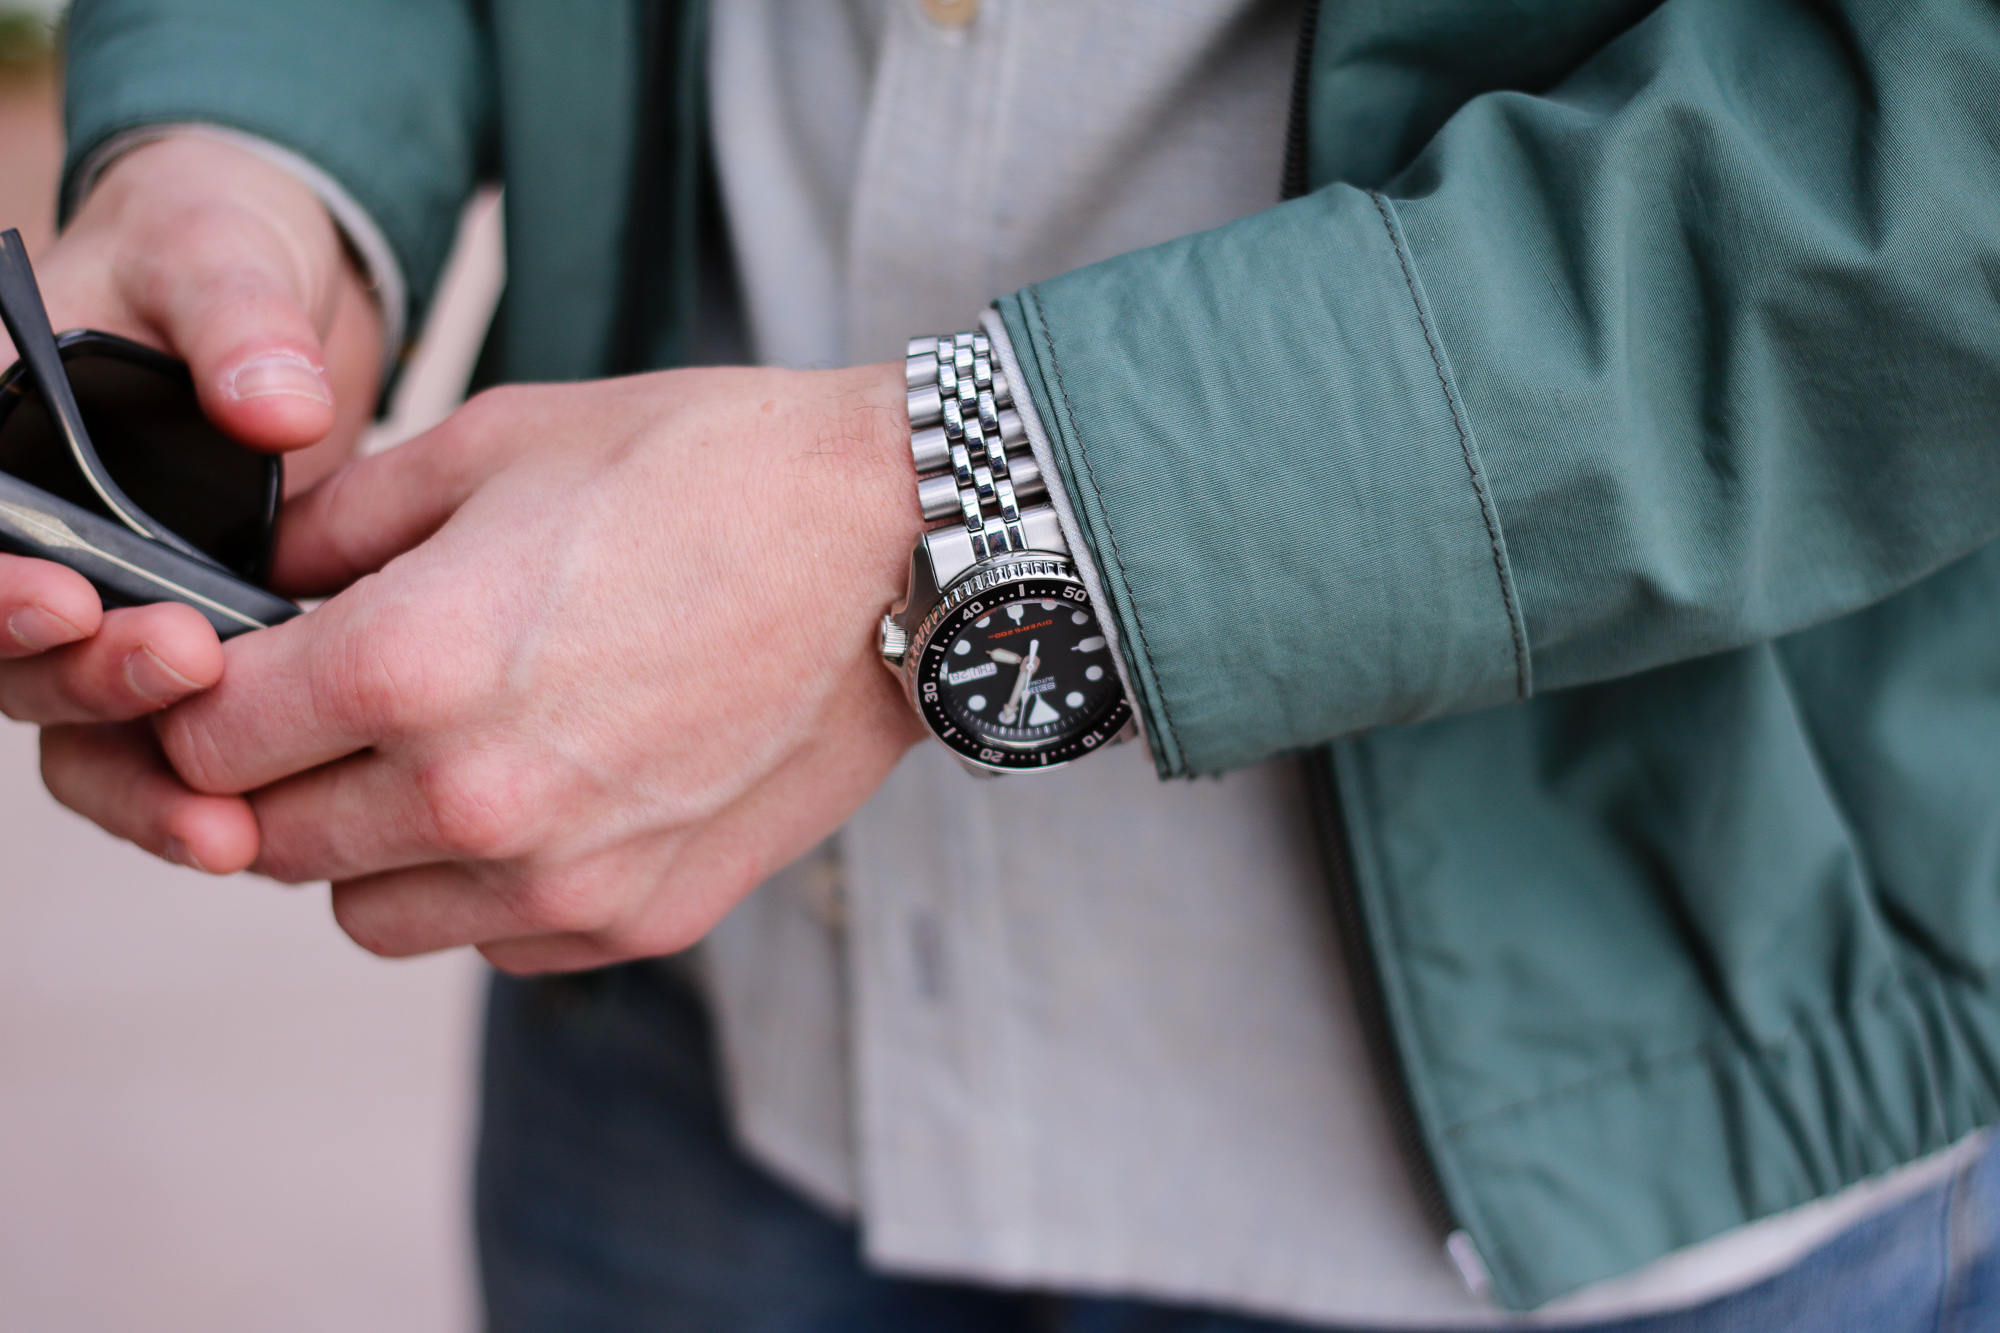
left=79, top=135, right=336, bottom=263
left=831, top=359, right=927, bottom=613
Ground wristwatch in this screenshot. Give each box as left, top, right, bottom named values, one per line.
left=879, top=330, right=1133, bottom=773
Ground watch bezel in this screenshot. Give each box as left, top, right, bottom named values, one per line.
left=904, top=555, right=1131, bottom=772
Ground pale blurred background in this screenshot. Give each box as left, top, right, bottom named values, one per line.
left=0, top=9, right=504, bottom=1328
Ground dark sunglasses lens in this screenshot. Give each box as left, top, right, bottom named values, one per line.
left=0, top=346, right=279, bottom=583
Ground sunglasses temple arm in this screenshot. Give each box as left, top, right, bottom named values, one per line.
left=0, top=228, right=219, bottom=568
left=0, top=471, right=300, bottom=639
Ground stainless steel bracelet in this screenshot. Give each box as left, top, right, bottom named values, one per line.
left=905, top=330, right=1058, bottom=563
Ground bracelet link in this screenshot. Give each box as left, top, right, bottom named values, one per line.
left=905, top=327, right=1050, bottom=558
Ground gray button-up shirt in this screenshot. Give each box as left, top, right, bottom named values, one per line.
left=694, top=0, right=1973, bottom=1326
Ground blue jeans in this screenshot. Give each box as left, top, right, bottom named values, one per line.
left=476, top=962, right=2000, bottom=1333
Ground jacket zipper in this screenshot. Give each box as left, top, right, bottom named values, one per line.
left=1302, top=752, right=1460, bottom=1242
left=1280, top=0, right=1322, bottom=201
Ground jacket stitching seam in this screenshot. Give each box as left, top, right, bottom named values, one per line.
left=1441, top=1036, right=1717, bottom=1138
left=1027, top=286, right=1186, bottom=768
left=1438, top=972, right=1945, bottom=1138
left=1369, top=190, right=1530, bottom=700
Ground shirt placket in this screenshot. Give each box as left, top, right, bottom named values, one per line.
left=842, top=0, right=1009, bottom=362
left=842, top=0, right=1044, bottom=1275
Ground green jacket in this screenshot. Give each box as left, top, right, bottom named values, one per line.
left=64, top=0, right=2000, bottom=1309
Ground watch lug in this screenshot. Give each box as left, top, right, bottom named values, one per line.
left=892, top=540, right=942, bottom=625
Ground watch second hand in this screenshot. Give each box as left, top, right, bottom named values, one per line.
left=999, top=638, right=1040, bottom=724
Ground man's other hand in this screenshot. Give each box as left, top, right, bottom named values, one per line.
left=4, top=134, right=382, bottom=872
left=45, top=364, right=927, bottom=973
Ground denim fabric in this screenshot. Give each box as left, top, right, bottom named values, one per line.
left=477, top=962, right=2000, bottom=1333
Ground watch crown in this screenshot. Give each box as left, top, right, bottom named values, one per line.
left=879, top=614, right=909, bottom=663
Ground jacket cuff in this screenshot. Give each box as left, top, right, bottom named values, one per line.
left=979, top=309, right=1147, bottom=747
left=996, top=184, right=1532, bottom=776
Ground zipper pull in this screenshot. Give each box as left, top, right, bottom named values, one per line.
left=1446, top=1229, right=1494, bottom=1300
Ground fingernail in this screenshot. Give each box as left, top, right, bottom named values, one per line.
left=7, top=605, right=85, bottom=652
left=226, top=352, right=332, bottom=405
left=124, top=645, right=200, bottom=704
left=163, top=837, right=211, bottom=873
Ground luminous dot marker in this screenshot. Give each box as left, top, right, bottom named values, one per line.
left=954, top=639, right=971, bottom=655
left=1085, top=665, right=1104, bottom=682
left=968, top=694, right=987, bottom=712
left=1071, top=611, right=1088, bottom=625
left=1066, top=691, right=1085, bottom=708
left=976, top=616, right=990, bottom=629
left=1041, top=601, right=1057, bottom=610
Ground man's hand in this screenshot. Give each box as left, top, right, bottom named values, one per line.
left=3, top=135, right=381, bottom=869
left=46, top=364, right=928, bottom=974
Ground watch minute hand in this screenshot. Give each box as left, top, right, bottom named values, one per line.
left=998, top=638, right=1040, bottom=724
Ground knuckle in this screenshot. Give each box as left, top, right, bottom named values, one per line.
left=449, top=385, right=526, bottom=446
left=250, top=837, right=319, bottom=887
left=329, top=888, right=407, bottom=959
left=51, top=665, right=99, bottom=718
left=416, top=755, right=535, bottom=863
left=318, top=599, right=456, bottom=735
left=573, top=931, right=650, bottom=970
left=593, top=887, right=728, bottom=962
left=414, top=408, right=482, bottom=481
left=0, top=671, right=31, bottom=723
left=620, top=914, right=708, bottom=960
left=510, top=865, right=616, bottom=936
left=156, top=706, right=233, bottom=794
left=479, top=945, right=555, bottom=979
left=36, top=728, right=82, bottom=805
left=432, top=384, right=547, bottom=472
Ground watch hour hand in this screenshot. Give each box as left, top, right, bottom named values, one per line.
left=998, top=638, right=1040, bottom=724
left=989, top=648, right=1022, bottom=664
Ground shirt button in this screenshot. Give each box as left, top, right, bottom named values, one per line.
left=919, top=0, right=979, bottom=28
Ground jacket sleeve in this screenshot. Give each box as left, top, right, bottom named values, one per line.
left=62, top=0, right=494, bottom=335
left=998, top=0, right=2000, bottom=777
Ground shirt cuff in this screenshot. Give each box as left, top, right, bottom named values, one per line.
left=69, top=124, right=409, bottom=387
left=981, top=308, right=1148, bottom=747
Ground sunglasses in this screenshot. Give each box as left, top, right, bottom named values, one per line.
left=0, top=228, right=300, bottom=640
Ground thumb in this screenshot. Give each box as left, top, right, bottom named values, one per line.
left=68, top=135, right=359, bottom=452
left=119, top=210, right=339, bottom=452
left=270, top=403, right=510, bottom=595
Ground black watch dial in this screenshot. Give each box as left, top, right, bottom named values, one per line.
left=916, top=575, right=1130, bottom=770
